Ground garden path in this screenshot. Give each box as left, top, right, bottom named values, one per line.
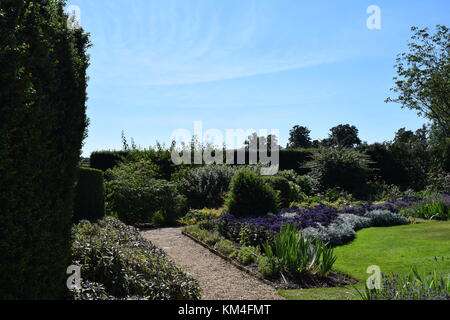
left=141, top=228, right=284, bottom=300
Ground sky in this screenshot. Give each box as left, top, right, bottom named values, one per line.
left=66, top=0, right=450, bottom=156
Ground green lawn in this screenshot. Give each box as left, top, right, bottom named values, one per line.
left=279, top=221, right=450, bottom=300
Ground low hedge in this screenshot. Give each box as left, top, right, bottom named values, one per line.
left=73, top=167, right=105, bottom=223
left=71, top=217, right=201, bottom=300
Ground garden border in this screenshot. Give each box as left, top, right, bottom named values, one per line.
left=181, top=231, right=276, bottom=288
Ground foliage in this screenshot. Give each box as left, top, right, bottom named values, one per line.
left=277, top=170, right=318, bottom=196
left=178, top=208, right=222, bottom=226
left=105, top=162, right=187, bottom=225
left=263, top=224, right=337, bottom=277
left=400, top=195, right=450, bottom=220
left=0, top=0, right=90, bottom=299
left=263, top=176, right=298, bottom=208
left=177, top=165, right=236, bottom=209
left=325, top=124, right=362, bottom=148
left=226, top=170, right=280, bottom=217
left=72, top=217, right=201, bottom=300
left=257, top=255, right=277, bottom=278
left=73, top=167, right=105, bottom=223
left=215, top=239, right=236, bottom=256
left=357, top=266, right=450, bottom=300
left=184, top=225, right=221, bottom=246
left=237, top=246, right=261, bottom=265
left=386, top=25, right=450, bottom=136
left=365, top=210, right=410, bottom=227
left=307, top=147, right=373, bottom=197
left=287, top=125, right=312, bottom=149
left=90, top=151, right=129, bottom=172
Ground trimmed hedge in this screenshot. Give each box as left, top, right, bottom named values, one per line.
left=73, top=167, right=105, bottom=223
left=0, top=0, right=90, bottom=299
left=90, top=151, right=129, bottom=172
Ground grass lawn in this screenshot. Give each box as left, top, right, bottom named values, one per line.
left=278, top=221, right=450, bottom=300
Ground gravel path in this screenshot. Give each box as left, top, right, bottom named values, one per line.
left=141, top=228, right=284, bottom=300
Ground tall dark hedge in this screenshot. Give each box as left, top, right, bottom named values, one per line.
left=0, top=0, right=90, bottom=299
left=73, top=168, right=105, bottom=223
left=90, top=151, right=130, bottom=172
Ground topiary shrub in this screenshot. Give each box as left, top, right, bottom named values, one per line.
left=307, top=147, right=373, bottom=198
left=72, top=217, right=201, bottom=300
left=105, top=162, right=187, bottom=225
left=225, top=170, right=279, bottom=217
left=0, top=0, right=90, bottom=299
left=73, top=167, right=105, bottom=223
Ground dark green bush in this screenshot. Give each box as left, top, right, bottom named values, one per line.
left=105, top=162, right=187, bottom=225
left=73, top=167, right=105, bottom=223
left=263, top=176, right=296, bottom=208
left=0, top=0, right=89, bottom=299
left=71, top=217, right=201, bottom=300
left=226, top=170, right=279, bottom=217
left=307, top=148, right=373, bottom=197
left=90, top=151, right=130, bottom=172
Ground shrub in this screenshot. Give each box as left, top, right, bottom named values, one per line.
left=72, top=217, right=201, bottom=300
left=263, top=224, right=336, bottom=277
left=178, top=165, right=236, bottom=209
left=215, top=239, right=236, bottom=256
left=302, top=221, right=356, bottom=247
left=184, top=225, right=221, bottom=245
left=366, top=210, right=410, bottom=227
left=263, top=176, right=297, bottom=208
left=307, top=147, right=373, bottom=197
left=178, top=208, right=222, bottom=226
left=257, top=256, right=277, bottom=278
left=403, top=196, right=450, bottom=220
left=105, top=162, right=187, bottom=225
left=226, top=170, right=279, bottom=217
left=278, top=170, right=319, bottom=196
left=73, top=167, right=105, bottom=223
left=237, top=246, right=260, bottom=265
left=90, top=151, right=130, bottom=172
left=0, top=0, right=90, bottom=299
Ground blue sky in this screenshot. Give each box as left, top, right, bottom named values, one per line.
left=67, top=0, right=450, bottom=156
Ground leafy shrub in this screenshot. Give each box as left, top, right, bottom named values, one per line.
left=302, top=220, right=356, bottom=247
left=263, top=176, right=297, bottom=207
left=178, top=165, right=236, bottom=209
left=278, top=170, right=318, bottom=196
left=0, top=0, right=90, bottom=299
left=263, top=224, right=336, bottom=277
left=184, top=225, right=221, bottom=245
left=73, top=167, right=105, bottom=222
left=307, top=147, right=372, bottom=198
left=357, top=267, right=450, bottom=300
left=215, top=239, right=236, bottom=256
left=401, top=196, right=450, bottom=220
left=366, top=210, right=410, bottom=227
left=72, top=217, right=201, bottom=300
left=105, top=162, right=187, bottom=225
left=237, top=246, right=260, bottom=265
left=257, top=256, right=277, bottom=278
left=226, top=170, right=280, bottom=217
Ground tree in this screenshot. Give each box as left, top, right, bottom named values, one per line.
left=328, top=124, right=362, bottom=148
left=287, top=125, right=312, bottom=148
left=386, top=25, right=450, bottom=136
left=0, top=0, right=90, bottom=299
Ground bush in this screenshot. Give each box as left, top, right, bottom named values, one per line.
left=178, top=165, right=236, bottom=209
left=307, top=147, right=373, bottom=197
left=237, top=246, right=260, bottom=265
left=257, top=256, right=277, bottom=278
left=73, top=167, right=105, bottom=223
left=72, top=217, right=201, bottom=300
left=226, top=170, right=280, bottom=217
left=0, top=1, right=90, bottom=299
left=263, top=176, right=297, bottom=208
left=215, top=239, right=236, bottom=256
left=90, top=151, right=130, bottom=172
left=178, top=208, right=222, bottom=226
left=366, top=210, right=410, bottom=227
left=278, top=170, right=319, bottom=196
left=105, top=162, right=186, bottom=225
